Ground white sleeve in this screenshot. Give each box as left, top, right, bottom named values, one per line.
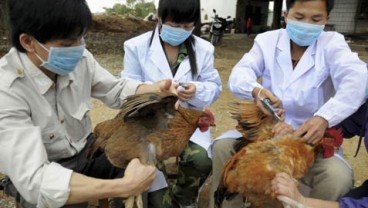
left=121, top=41, right=145, bottom=82
left=228, top=40, right=264, bottom=100
left=187, top=45, right=222, bottom=108
left=314, top=33, right=367, bottom=126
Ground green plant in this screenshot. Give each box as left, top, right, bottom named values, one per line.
left=104, top=0, right=156, bottom=19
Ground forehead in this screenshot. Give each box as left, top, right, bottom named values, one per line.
left=43, top=36, right=83, bottom=46
left=289, top=0, right=328, bottom=16
left=165, top=20, right=194, bottom=26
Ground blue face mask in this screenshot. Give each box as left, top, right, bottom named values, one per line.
left=35, top=40, right=85, bottom=75
left=286, top=18, right=325, bottom=46
left=160, top=24, right=194, bottom=46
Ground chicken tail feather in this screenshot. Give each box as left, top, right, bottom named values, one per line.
left=214, top=181, right=226, bottom=208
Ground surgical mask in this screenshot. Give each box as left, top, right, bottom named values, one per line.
left=286, top=18, right=325, bottom=46
left=34, top=39, right=85, bottom=75
left=160, top=24, right=194, bottom=46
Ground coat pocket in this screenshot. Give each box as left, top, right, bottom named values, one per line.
left=68, top=102, right=92, bottom=142
left=41, top=126, right=69, bottom=160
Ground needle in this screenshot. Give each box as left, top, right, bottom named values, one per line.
left=262, top=98, right=282, bottom=121
left=178, top=82, right=189, bottom=89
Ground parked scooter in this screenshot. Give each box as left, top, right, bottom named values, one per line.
left=209, top=9, right=231, bottom=46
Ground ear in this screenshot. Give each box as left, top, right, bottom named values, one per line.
left=157, top=15, right=163, bottom=33
left=19, top=33, right=36, bottom=53
left=156, top=14, right=162, bottom=24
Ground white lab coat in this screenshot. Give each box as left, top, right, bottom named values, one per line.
left=122, top=26, right=222, bottom=147
left=229, top=29, right=367, bottom=129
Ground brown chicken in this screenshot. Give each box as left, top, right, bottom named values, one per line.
left=87, top=92, right=215, bottom=208
left=87, top=92, right=177, bottom=208
left=214, top=101, right=320, bottom=208
left=88, top=92, right=178, bottom=167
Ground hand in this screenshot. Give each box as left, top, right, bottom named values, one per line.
left=121, top=158, right=156, bottom=197
left=136, top=79, right=177, bottom=95
left=293, top=116, right=328, bottom=144
left=271, top=172, right=305, bottom=204
left=156, top=79, right=177, bottom=93
left=272, top=121, right=294, bottom=136
left=176, top=83, right=196, bottom=102
left=252, top=87, right=285, bottom=117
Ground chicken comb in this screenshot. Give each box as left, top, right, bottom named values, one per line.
left=204, top=109, right=215, bottom=125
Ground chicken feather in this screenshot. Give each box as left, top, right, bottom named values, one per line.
left=229, top=101, right=274, bottom=142
left=86, top=92, right=215, bottom=208
left=215, top=101, right=319, bottom=208
left=87, top=92, right=178, bottom=208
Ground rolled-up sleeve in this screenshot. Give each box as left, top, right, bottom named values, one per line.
left=39, top=163, right=73, bottom=208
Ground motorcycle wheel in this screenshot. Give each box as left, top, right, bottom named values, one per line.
left=211, top=35, right=220, bottom=46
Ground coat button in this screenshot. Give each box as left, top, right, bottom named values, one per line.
left=16, top=69, right=24, bottom=75
left=60, top=117, right=65, bottom=124
left=49, top=134, right=55, bottom=140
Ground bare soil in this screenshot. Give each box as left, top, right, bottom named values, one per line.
left=1, top=15, right=368, bottom=207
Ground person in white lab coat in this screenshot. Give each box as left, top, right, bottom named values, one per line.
left=211, top=0, right=368, bottom=207
left=121, top=0, right=222, bottom=207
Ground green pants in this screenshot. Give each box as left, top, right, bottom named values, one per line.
left=148, top=141, right=212, bottom=207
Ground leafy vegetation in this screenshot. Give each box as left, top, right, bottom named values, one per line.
left=104, top=0, right=156, bottom=19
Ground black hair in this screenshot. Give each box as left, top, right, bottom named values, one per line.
left=158, top=0, right=200, bottom=24
left=286, top=0, right=335, bottom=15
left=8, top=0, right=92, bottom=52
left=149, top=0, right=200, bottom=77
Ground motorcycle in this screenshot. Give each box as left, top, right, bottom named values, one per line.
left=209, top=9, right=232, bottom=46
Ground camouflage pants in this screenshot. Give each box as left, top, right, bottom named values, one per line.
left=148, top=141, right=212, bottom=207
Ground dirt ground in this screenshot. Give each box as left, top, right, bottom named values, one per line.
left=1, top=15, right=368, bottom=207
